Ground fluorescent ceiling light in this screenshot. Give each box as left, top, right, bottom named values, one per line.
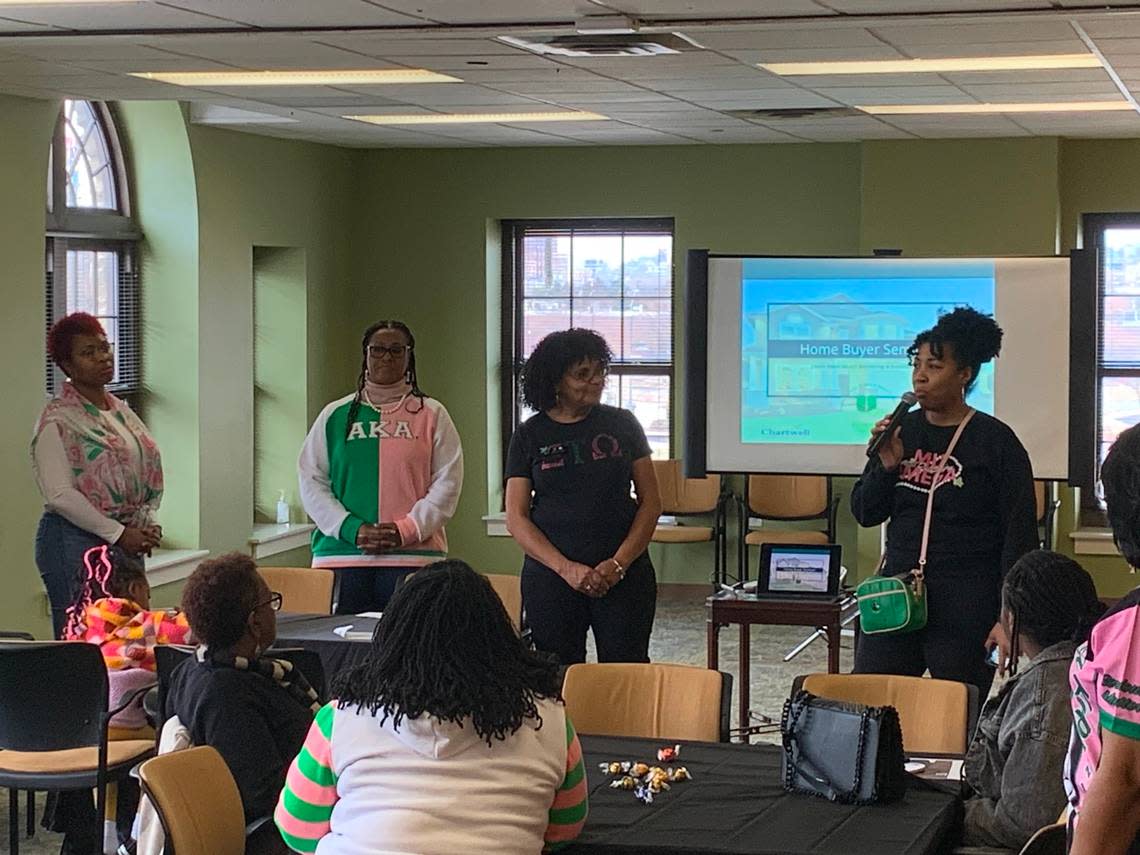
left=761, top=53, right=1101, bottom=75
left=129, top=69, right=462, bottom=86
left=858, top=100, right=1134, bottom=115
left=345, top=111, right=608, bottom=125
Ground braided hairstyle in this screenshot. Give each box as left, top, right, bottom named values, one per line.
left=907, top=306, right=1003, bottom=395
left=332, top=559, right=562, bottom=744
left=1002, top=549, right=1104, bottom=674
left=63, top=544, right=147, bottom=640
left=1102, top=422, right=1140, bottom=567
left=343, top=320, right=427, bottom=440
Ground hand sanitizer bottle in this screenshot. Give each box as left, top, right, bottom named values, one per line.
left=276, top=491, right=290, bottom=525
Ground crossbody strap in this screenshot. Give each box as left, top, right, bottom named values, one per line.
left=915, top=408, right=975, bottom=586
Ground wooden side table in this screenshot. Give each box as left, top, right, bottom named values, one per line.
left=706, top=593, right=849, bottom=733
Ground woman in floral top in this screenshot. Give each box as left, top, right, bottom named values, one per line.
left=32, top=312, right=163, bottom=637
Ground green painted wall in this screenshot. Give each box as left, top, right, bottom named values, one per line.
left=350, top=144, right=864, bottom=583
left=0, top=94, right=63, bottom=635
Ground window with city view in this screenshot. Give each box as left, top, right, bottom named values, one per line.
left=502, top=219, right=674, bottom=461
left=1083, top=214, right=1140, bottom=505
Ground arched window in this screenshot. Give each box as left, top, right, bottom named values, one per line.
left=46, top=99, right=141, bottom=397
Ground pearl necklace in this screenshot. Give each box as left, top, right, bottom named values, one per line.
left=362, top=388, right=409, bottom=415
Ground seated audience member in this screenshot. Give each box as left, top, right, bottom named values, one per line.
left=275, top=559, right=588, bottom=855
left=65, top=544, right=191, bottom=728
left=167, top=553, right=319, bottom=854
left=44, top=544, right=191, bottom=854
left=1069, top=424, right=1140, bottom=855
left=961, top=549, right=1104, bottom=849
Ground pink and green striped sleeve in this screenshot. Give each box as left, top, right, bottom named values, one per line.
left=276, top=702, right=339, bottom=853
left=544, top=714, right=588, bottom=852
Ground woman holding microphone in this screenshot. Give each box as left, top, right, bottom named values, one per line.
left=851, top=307, right=1038, bottom=697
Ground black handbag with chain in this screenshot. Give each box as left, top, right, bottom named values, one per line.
left=780, top=690, right=907, bottom=805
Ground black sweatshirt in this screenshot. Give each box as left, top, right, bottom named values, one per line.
left=850, top=409, right=1038, bottom=582
left=166, top=657, right=313, bottom=823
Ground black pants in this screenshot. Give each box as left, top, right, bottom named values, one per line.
left=521, top=554, right=656, bottom=665
left=333, top=567, right=413, bottom=614
left=854, top=574, right=1000, bottom=698
left=44, top=779, right=140, bottom=852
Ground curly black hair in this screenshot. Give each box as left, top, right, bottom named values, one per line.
left=332, top=559, right=562, bottom=744
left=343, top=320, right=428, bottom=440
left=181, top=552, right=264, bottom=649
left=519, top=328, right=613, bottom=412
left=1103, top=423, right=1140, bottom=567
left=907, top=306, right=1003, bottom=395
left=1003, top=551, right=1104, bottom=668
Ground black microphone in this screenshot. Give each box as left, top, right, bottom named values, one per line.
left=866, top=392, right=918, bottom=459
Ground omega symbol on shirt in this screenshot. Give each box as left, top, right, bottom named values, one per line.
left=346, top=420, right=414, bottom=441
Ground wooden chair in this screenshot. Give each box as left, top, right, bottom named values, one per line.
left=738, top=475, right=838, bottom=582
left=257, top=566, right=335, bottom=614
left=0, top=643, right=154, bottom=854
left=1035, top=480, right=1060, bottom=550
left=651, top=459, right=730, bottom=585
left=562, top=662, right=733, bottom=743
left=792, top=672, right=978, bottom=756
left=482, top=573, right=523, bottom=630
left=139, top=746, right=245, bottom=855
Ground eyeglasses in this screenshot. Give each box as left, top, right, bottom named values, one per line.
left=251, top=592, right=283, bottom=614
left=568, top=364, right=608, bottom=383
left=76, top=342, right=114, bottom=359
left=367, top=344, right=412, bottom=360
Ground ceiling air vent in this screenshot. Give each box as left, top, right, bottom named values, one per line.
left=499, top=33, right=700, bottom=57
left=729, top=107, right=862, bottom=120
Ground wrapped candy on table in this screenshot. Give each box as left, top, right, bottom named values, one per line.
left=667, top=766, right=692, bottom=782
left=600, top=761, right=631, bottom=776
left=634, top=781, right=655, bottom=804
left=630, top=762, right=650, bottom=777
left=609, top=775, right=637, bottom=790
left=657, top=744, right=681, bottom=763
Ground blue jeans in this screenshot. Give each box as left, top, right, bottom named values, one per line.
left=333, top=567, right=416, bottom=614
left=35, top=512, right=109, bottom=638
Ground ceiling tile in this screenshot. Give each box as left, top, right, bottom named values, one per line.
left=603, top=1, right=834, bottom=18
left=0, top=3, right=237, bottom=31
left=362, top=0, right=582, bottom=25
left=160, top=0, right=428, bottom=28
left=684, top=26, right=885, bottom=51
left=872, top=21, right=1081, bottom=46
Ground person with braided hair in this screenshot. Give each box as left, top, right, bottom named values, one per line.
left=299, top=320, right=463, bottom=613
left=852, top=306, right=1038, bottom=697
left=1068, top=424, right=1140, bottom=855
left=274, top=559, right=588, bottom=855
left=959, top=549, right=1103, bottom=849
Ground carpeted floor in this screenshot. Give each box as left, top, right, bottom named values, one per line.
left=2, top=586, right=853, bottom=854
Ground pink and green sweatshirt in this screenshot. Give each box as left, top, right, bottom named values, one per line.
left=275, top=698, right=588, bottom=854
left=298, top=394, right=463, bottom=568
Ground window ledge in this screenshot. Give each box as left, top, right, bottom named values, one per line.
left=1070, top=528, right=1120, bottom=557
left=484, top=513, right=510, bottom=537
left=249, top=523, right=315, bottom=559
left=145, top=548, right=209, bottom=587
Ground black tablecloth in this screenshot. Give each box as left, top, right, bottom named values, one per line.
left=273, top=613, right=378, bottom=680
left=566, top=735, right=960, bottom=855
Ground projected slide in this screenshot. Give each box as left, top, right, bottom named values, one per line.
left=740, top=259, right=995, bottom=445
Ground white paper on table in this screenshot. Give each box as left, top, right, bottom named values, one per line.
left=355, top=611, right=384, bottom=619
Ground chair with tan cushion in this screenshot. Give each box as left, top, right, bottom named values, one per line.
left=139, top=746, right=245, bottom=855
left=483, top=573, right=523, bottom=630
left=651, top=459, right=730, bottom=584
left=562, top=662, right=732, bottom=743
left=0, top=642, right=154, bottom=855
left=739, top=475, right=838, bottom=581
left=792, top=672, right=978, bottom=756
left=258, top=566, right=335, bottom=614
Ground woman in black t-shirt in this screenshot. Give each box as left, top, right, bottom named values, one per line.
left=851, top=307, right=1038, bottom=697
left=505, top=328, right=663, bottom=664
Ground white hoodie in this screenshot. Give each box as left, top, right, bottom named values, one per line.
left=295, top=698, right=572, bottom=855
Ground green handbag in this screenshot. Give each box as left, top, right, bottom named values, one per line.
left=856, top=409, right=974, bottom=636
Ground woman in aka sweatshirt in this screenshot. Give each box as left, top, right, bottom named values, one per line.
left=299, top=320, right=463, bottom=614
